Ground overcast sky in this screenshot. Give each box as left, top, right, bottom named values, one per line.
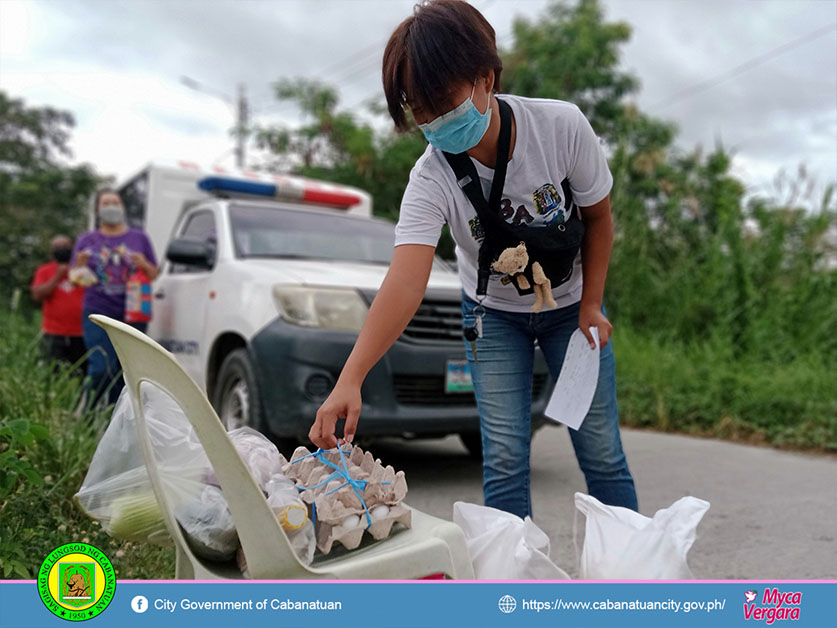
left=1, top=0, right=835, bottom=207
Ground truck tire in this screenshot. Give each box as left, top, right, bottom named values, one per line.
left=214, top=348, right=265, bottom=432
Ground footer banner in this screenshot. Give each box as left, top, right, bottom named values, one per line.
left=1, top=580, right=835, bottom=627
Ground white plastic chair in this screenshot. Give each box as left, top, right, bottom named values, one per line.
left=91, top=315, right=474, bottom=580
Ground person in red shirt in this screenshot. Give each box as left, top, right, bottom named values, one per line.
left=30, top=235, right=87, bottom=372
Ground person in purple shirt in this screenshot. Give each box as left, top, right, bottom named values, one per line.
left=71, top=189, right=159, bottom=410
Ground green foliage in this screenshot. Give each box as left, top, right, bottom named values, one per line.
left=502, top=0, right=639, bottom=139
left=0, top=310, right=174, bottom=579
left=254, top=78, right=429, bottom=220
left=0, top=91, right=101, bottom=311
left=614, top=326, right=837, bottom=450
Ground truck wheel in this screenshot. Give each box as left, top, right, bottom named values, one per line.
left=459, top=432, right=483, bottom=461
left=214, top=348, right=265, bottom=432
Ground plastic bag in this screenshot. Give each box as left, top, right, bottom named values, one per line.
left=176, top=485, right=239, bottom=561
left=69, top=266, right=97, bottom=287
left=204, top=427, right=285, bottom=491
left=574, top=492, right=710, bottom=580
left=75, top=385, right=209, bottom=544
left=76, top=385, right=314, bottom=566
left=453, top=502, right=570, bottom=580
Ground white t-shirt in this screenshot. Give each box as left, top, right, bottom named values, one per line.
left=394, top=94, right=613, bottom=313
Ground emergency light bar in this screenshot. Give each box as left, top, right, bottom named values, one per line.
left=197, top=176, right=362, bottom=209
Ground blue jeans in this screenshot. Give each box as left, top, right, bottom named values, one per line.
left=461, top=293, right=637, bottom=518
left=81, top=309, right=147, bottom=409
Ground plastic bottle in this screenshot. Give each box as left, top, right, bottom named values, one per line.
left=125, top=268, right=152, bottom=323
left=265, top=473, right=316, bottom=564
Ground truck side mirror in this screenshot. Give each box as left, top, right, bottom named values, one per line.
left=166, top=237, right=215, bottom=269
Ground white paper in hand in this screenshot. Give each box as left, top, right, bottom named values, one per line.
left=544, top=327, right=599, bottom=430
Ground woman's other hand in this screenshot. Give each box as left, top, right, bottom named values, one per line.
left=131, top=252, right=159, bottom=279
left=579, top=302, right=612, bottom=349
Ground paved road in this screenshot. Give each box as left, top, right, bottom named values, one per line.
left=371, top=427, right=837, bottom=579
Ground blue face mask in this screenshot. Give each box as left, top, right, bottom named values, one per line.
left=418, top=82, right=491, bottom=154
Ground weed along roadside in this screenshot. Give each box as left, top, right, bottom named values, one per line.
left=1, top=304, right=834, bottom=579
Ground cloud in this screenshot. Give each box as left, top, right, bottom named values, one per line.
left=1, top=0, right=834, bottom=202
left=603, top=0, right=837, bottom=198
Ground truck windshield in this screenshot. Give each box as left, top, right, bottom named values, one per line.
left=230, top=204, right=396, bottom=264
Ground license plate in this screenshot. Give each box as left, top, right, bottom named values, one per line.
left=445, top=359, right=473, bottom=393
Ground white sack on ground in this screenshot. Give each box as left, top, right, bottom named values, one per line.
left=574, top=492, right=710, bottom=580
left=453, top=501, right=571, bottom=580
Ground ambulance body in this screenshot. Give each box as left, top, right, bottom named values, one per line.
left=109, top=160, right=551, bottom=452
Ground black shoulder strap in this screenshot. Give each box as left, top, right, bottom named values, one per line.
left=442, top=98, right=513, bottom=295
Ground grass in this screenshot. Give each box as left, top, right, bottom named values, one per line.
left=613, top=326, right=837, bottom=452
left=0, top=309, right=175, bottom=579
left=1, top=307, right=834, bottom=580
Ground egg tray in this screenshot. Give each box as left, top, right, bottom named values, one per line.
left=282, top=445, right=411, bottom=554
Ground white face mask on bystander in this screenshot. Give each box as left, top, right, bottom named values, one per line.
left=99, top=204, right=126, bottom=226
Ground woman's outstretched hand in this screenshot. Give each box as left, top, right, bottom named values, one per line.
left=309, top=381, right=362, bottom=450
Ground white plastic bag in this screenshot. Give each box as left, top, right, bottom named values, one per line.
left=453, top=502, right=570, bottom=580
left=574, top=492, right=710, bottom=580
left=204, top=427, right=286, bottom=491
left=176, top=485, right=239, bottom=561
left=75, top=385, right=209, bottom=544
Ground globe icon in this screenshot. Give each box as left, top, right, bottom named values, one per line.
left=498, top=595, right=517, bottom=614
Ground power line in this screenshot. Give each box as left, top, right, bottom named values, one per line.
left=343, top=19, right=836, bottom=120
left=649, top=22, right=837, bottom=110
left=315, top=39, right=389, bottom=81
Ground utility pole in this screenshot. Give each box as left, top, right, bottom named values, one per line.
left=235, top=83, right=248, bottom=169
left=181, top=76, right=249, bottom=169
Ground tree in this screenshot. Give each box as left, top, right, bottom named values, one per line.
left=252, top=78, right=452, bottom=249
left=502, top=0, right=638, bottom=139
left=0, top=91, right=101, bottom=310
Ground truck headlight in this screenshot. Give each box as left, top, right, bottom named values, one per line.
left=272, top=285, right=368, bottom=332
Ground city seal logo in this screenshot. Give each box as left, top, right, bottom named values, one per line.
left=38, top=543, right=116, bottom=621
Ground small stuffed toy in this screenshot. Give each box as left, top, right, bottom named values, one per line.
left=491, top=242, right=557, bottom=313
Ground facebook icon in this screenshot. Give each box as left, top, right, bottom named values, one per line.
left=131, top=595, right=149, bottom=614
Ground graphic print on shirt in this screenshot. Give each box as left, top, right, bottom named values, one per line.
left=533, top=182, right=572, bottom=225
left=468, top=216, right=485, bottom=241
left=93, top=243, right=133, bottom=294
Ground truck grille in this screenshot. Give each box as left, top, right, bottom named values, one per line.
left=393, top=373, right=549, bottom=406
left=402, top=299, right=463, bottom=343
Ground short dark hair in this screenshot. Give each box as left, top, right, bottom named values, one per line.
left=382, top=0, right=503, bottom=132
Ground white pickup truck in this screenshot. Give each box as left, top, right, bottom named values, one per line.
left=108, top=160, right=552, bottom=454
